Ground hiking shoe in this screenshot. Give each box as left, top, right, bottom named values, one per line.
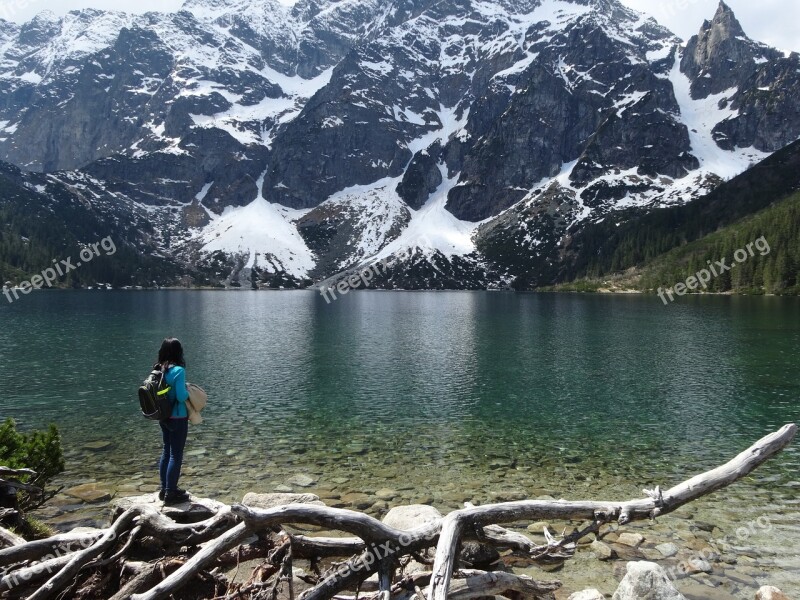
left=160, top=487, right=187, bottom=501
left=164, top=490, right=191, bottom=505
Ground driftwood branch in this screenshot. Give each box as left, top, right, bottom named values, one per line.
left=443, top=570, right=560, bottom=600
left=4, top=424, right=795, bottom=600
left=0, top=526, right=25, bottom=549
left=426, top=423, right=797, bottom=600
left=27, top=509, right=138, bottom=600
left=131, top=522, right=252, bottom=600
left=0, top=529, right=105, bottom=566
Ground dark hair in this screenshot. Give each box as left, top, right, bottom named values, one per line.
left=158, top=338, right=186, bottom=367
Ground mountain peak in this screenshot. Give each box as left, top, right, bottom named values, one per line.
left=707, top=0, right=747, bottom=38
left=681, top=0, right=760, bottom=98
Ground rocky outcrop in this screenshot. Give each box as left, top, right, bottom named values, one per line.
left=680, top=1, right=776, bottom=99
left=712, top=54, right=800, bottom=152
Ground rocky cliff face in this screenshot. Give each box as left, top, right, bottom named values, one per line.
left=0, top=0, right=797, bottom=289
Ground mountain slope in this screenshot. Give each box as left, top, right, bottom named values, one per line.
left=637, top=190, right=800, bottom=295
left=551, top=187, right=800, bottom=296
left=511, top=138, right=800, bottom=289
left=0, top=163, right=184, bottom=288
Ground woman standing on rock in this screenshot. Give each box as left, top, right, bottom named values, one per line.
left=157, top=338, right=191, bottom=505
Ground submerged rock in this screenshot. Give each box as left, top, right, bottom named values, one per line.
left=756, top=587, right=791, bottom=600
left=287, top=474, right=317, bottom=488
left=64, top=483, right=114, bottom=503
left=656, top=542, right=680, bottom=558
left=375, top=488, right=398, bottom=501
left=590, top=540, right=616, bottom=561
left=616, top=532, right=645, bottom=547
left=83, top=441, right=114, bottom=452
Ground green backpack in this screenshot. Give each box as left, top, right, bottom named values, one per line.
left=138, top=364, right=174, bottom=422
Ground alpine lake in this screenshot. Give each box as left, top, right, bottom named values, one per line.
left=1, top=290, right=799, bottom=598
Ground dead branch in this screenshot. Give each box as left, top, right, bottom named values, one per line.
left=443, top=570, right=560, bottom=600
left=0, top=529, right=105, bottom=566
left=427, top=423, right=797, bottom=600
left=27, top=508, right=138, bottom=600
left=0, top=526, right=25, bottom=549
left=131, top=521, right=252, bottom=600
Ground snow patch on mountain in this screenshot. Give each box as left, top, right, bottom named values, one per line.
left=374, top=166, right=479, bottom=261
left=196, top=191, right=315, bottom=276
left=32, top=10, right=133, bottom=77
left=317, top=178, right=410, bottom=268
left=669, top=51, right=769, bottom=179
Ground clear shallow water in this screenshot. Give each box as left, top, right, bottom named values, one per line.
left=1, top=290, right=799, bottom=595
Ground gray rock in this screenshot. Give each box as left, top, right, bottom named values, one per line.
left=242, top=493, right=325, bottom=509
left=569, top=591, right=605, bottom=600
left=590, top=540, right=616, bottom=561
left=375, top=488, right=398, bottom=501
left=756, top=586, right=791, bottom=600
left=612, top=561, right=687, bottom=600
left=656, top=543, right=680, bottom=558
left=685, top=558, right=713, bottom=574
left=382, top=504, right=442, bottom=531
left=616, top=532, right=645, bottom=548
left=287, top=474, right=317, bottom=488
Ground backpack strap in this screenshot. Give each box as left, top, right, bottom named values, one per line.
left=161, top=363, right=177, bottom=418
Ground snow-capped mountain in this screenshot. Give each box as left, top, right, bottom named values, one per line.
left=0, top=0, right=798, bottom=289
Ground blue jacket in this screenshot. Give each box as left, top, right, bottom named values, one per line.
left=165, top=365, right=189, bottom=419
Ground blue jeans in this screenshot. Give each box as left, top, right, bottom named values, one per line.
left=159, top=419, right=188, bottom=493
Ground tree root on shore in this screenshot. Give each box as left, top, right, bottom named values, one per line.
left=0, top=424, right=795, bottom=600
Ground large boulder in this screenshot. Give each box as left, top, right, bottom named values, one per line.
left=382, top=505, right=442, bottom=531
left=612, top=561, right=686, bottom=600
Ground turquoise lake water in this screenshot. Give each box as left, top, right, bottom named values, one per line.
left=0, top=290, right=798, bottom=596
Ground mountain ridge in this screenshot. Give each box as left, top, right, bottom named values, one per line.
left=0, top=0, right=798, bottom=290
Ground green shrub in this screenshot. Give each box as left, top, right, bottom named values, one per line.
left=0, top=418, right=65, bottom=512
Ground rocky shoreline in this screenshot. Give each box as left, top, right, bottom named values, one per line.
left=28, top=488, right=796, bottom=600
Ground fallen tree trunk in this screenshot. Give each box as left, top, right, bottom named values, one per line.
left=1, top=423, right=794, bottom=600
